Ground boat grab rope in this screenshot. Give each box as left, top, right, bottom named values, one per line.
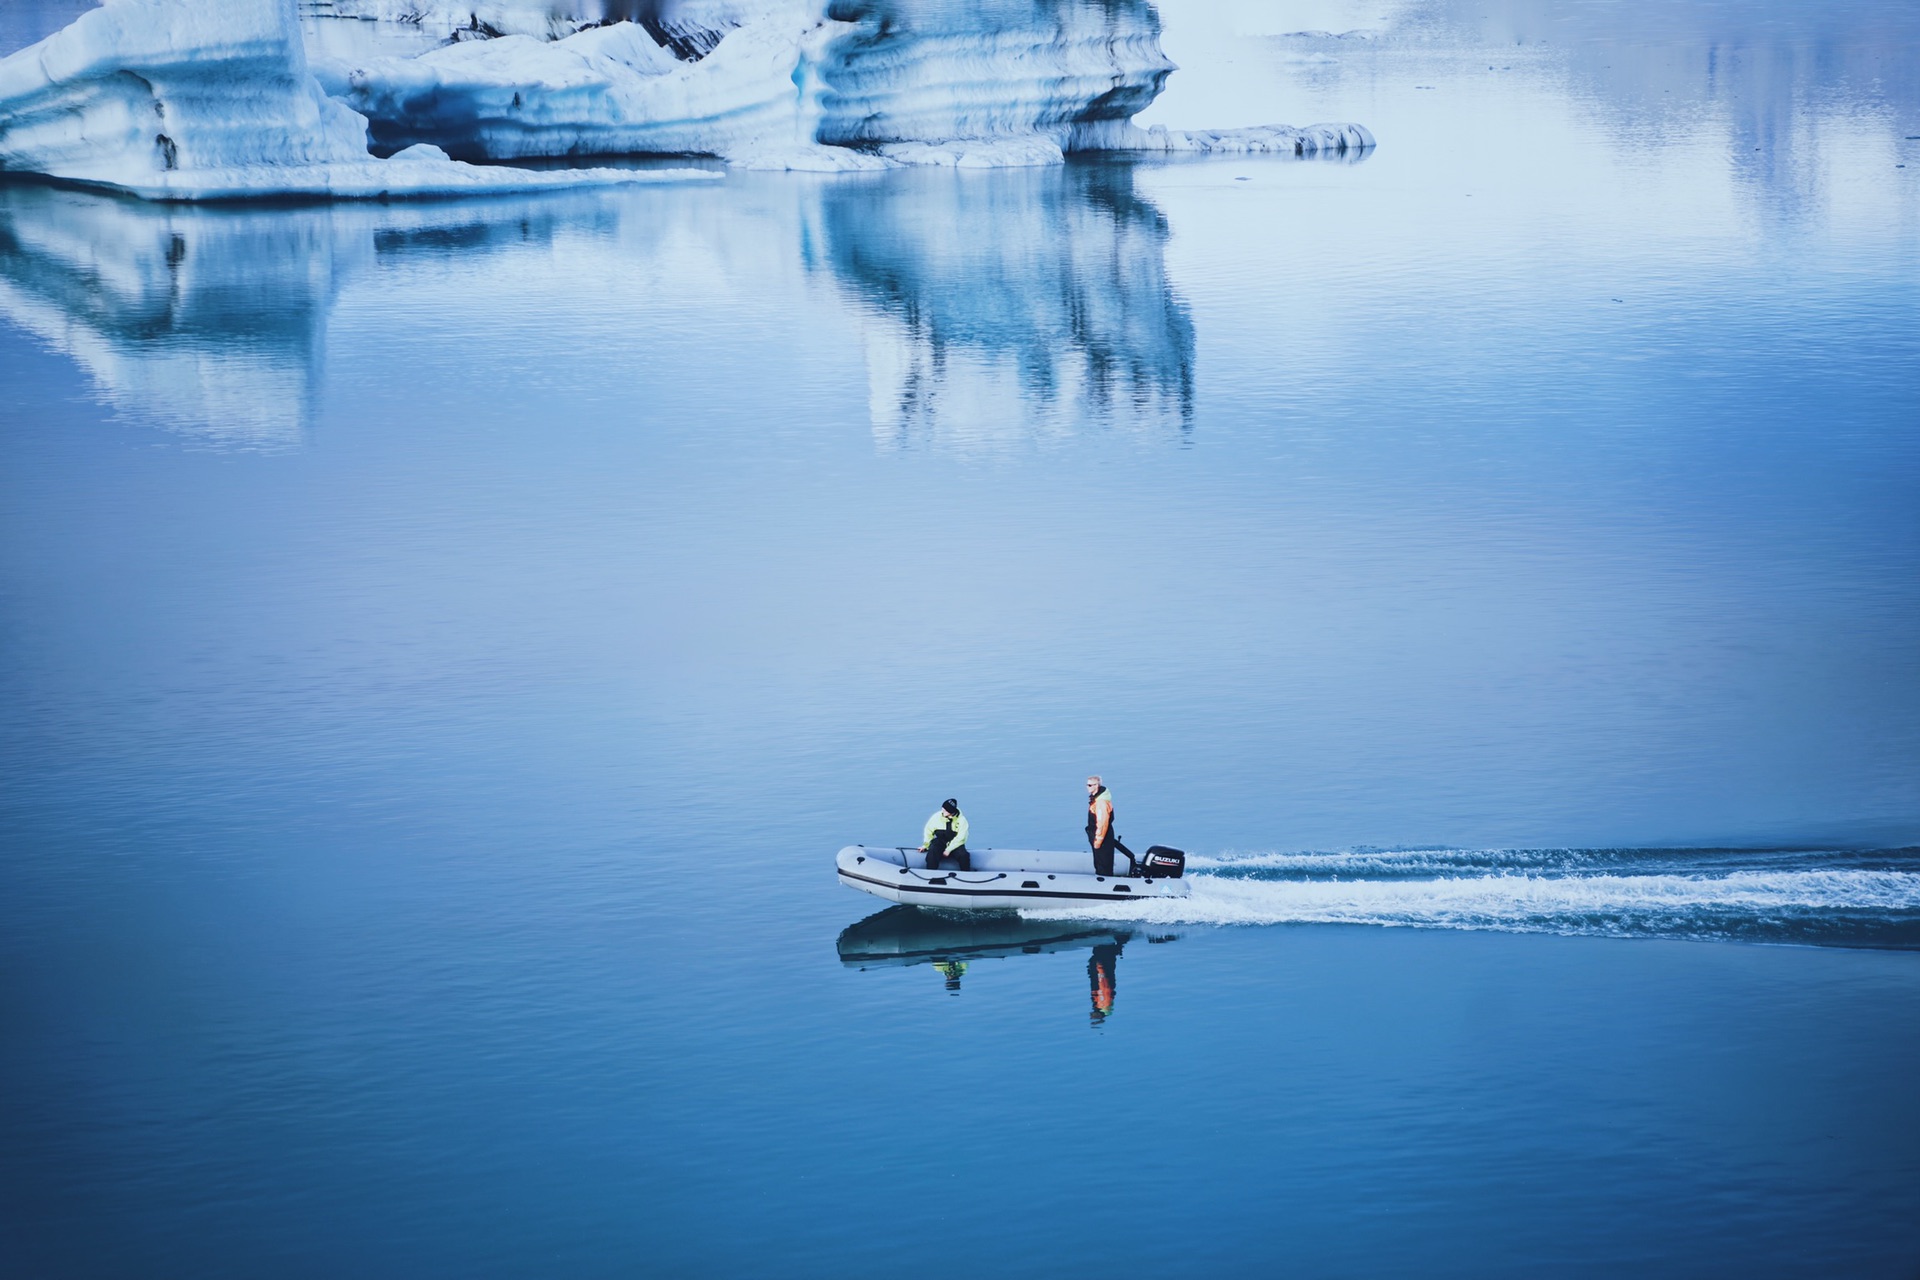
left=877, top=847, right=1150, bottom=888
left=901, top=869, right=1009, bottom=884
left=890, top=849, right=1008, bottom=886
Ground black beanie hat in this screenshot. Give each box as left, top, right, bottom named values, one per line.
left=942, top=798, right=959, bottom=814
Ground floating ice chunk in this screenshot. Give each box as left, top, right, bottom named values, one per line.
left=725, top=143, right=893, bottom=172
left=0, top=0, right=719, bottom=201
left=1095, top=120, right=1377, bottom=157
left=876, top=136, right=1067, bottom=168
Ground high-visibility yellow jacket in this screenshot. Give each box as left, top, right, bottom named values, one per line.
left=923, top=807, right=969, bottom=849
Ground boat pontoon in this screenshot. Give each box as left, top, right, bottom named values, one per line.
left=836, top=844, right=1189, bottom=910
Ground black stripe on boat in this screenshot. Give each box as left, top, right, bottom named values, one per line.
left=838, top=867, right=1150, bottom=902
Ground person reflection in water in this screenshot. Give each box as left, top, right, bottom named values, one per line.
left=1088, top=942, right=1122, bottom=1026
left=934, top=960, right=967, bottom=992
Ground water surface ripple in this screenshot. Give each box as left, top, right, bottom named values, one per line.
left=2, top=0, right=1918, bottom=1276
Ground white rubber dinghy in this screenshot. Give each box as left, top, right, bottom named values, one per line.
left=837, top=845, right=1190, bottom=910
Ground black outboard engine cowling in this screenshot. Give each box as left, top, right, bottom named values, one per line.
left=1141, top=846, right=1186, bottom=879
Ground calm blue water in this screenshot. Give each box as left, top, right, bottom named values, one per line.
left=3, top=1, right=1919, bottom=1275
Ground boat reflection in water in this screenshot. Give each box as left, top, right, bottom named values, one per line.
left=836, top=905, right=1176, bottom=1025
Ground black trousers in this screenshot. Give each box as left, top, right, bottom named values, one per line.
left=925, top=832, right=970, bottom=871
left=1092, top=841, right=1117, bottom=877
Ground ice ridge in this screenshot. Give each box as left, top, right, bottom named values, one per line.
left=0, top=0, right=720, bottom=199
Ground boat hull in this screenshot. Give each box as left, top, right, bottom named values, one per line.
left=836, top=845, right=1190, bottom=910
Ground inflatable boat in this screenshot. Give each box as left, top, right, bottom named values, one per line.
left=836, top=844, right=1190, bottom=910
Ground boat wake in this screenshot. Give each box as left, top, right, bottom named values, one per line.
left=1021, top=846, right=1920, bottom=948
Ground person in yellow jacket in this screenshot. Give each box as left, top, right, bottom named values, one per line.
left=921, top=798, right=970, bottom=870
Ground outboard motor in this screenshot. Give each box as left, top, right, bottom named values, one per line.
left=1140, top=846, right=1186, bottom=879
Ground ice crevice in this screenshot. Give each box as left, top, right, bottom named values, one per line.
left=0, top=0, right=1374, bottom=201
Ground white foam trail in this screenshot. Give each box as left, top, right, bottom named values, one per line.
left=1189, top=847, right=1584, bottom=875
left=1022, top=869, right=1920, bottom=934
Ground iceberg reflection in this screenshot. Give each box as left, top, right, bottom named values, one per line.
left=0, top=182, right=621, bottom=447
left=0, top=184, right=341, bottom=447
left=1, top=161, right=1206, bottom=450
left=817, top=160, right=1196, bottom=450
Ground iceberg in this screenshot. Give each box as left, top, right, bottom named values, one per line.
left=314, top=0, right=1373, bottom=169
left=0, top=0, right=1372, bottom=197
left=0, top=0, right=720, bottom=199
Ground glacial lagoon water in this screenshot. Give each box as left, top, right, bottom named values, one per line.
left=3, top=1, right=1920, bottom=1275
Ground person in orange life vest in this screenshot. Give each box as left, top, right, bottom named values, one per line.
left=1086, top=776, right=1123, bottom=876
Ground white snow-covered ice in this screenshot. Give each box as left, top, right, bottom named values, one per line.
left=1, top=0, right=1372, bottom=198
left=0, top=0, right=719, bottom=199
left=313, top=3, right=889, bottom=172
left=314, top=0, right=1372, bottom=169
